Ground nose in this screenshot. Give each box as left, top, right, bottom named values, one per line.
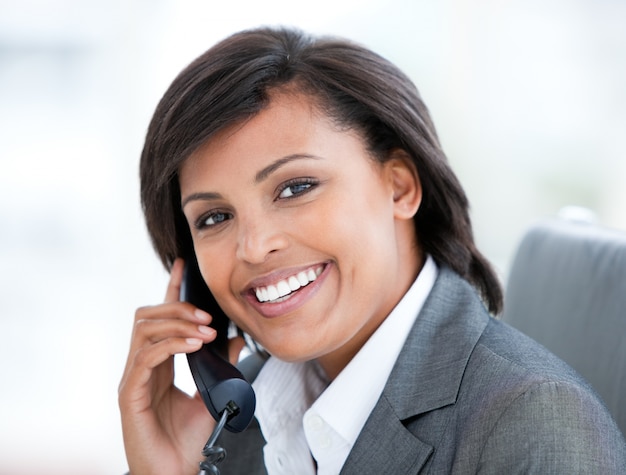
left=235, top=212, right=289, bottom=264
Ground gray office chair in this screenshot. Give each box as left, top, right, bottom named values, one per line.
left=502, top=215, right=626, bottom=435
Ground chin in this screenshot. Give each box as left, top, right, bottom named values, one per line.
left=261, top=340, right=320, bottom=363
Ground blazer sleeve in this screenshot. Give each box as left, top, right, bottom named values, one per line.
left=476, top=380, right=626, bottom=474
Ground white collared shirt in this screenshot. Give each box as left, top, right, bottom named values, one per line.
left=253, top=256, right=438, bottom=474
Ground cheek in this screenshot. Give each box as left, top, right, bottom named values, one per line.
left=196, top=246, right=235, bottom=304
left=303, top=175, right=391, bottom=235
left=330, top=190, right=395, bottom=250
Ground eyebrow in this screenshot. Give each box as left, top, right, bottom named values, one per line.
left=181, top=191, right=223, bottom=209
left=254, top=153, right=321, bottom=183
left=181, top=153, right=321, bottom=209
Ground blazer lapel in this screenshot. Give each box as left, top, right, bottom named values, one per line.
left=340, top=395, right=433, bottom=474
left=342, top=266, right=490, bottom=474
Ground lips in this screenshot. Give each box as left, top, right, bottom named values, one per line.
left=254, top=265, right=324, bottom=303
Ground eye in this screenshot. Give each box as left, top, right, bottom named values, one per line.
left=195, top=210, right=232, bottom=230
left=277, top=178, right=318, bottom=199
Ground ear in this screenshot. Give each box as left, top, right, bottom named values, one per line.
left=384, top=149, right=422, bottom=220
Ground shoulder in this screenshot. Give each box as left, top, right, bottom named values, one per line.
left=471, top=316, right=588, bottom=389
left=462, top=316, right=606, bottom=432
left=402, top=269, right=626, bottom=472
left=476, top=379, right=626, bottom=473
left=455, top=318, right=626, bottom=472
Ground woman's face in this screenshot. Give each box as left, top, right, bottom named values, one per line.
left=179, top=92, right=421, bottom=378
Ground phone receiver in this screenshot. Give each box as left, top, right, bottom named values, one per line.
left=180, top=256, right=256, bottom=433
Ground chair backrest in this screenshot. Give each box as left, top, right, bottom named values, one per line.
left=503, top=217, right=626, bottom=435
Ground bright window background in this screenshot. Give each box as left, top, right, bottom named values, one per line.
left=1, top=0, right=625, bottom=473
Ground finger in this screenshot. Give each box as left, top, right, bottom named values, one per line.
left=119, top=336, right=203, bottom=402
left=164, top=257, right=185, bottom=303
left=129, top=304, right=211, bottom=354
left=139, top=336, right=204, bottom=371
left=135, top=302, right=211, bottom=325
left=122, top=303, right=212, bottom=381
left=136, top=317, right=217, bottom=346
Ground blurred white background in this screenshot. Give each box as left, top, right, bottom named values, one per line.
left=1, top=0, right=625, bottom=473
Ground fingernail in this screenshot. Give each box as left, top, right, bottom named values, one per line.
left=194, top=309, right=210, bottom=322
left=197, top=325, right=215, bottom=336
left=186, top=338, right=203, bottom=346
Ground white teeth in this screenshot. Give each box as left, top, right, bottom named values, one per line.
left=254, top=266, right=323, bottom=303
left=277, top=280, right=291, bottom=298
left=296, top=271, right=309, bottom=286
left=267, top=285, right=279, bottom=301
left=288, top=276, right=301, bottom=291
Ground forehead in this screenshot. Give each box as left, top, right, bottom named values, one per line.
left=179, top=91, right=362, bottom=179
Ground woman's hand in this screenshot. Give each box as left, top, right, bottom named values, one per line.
left=118, top=258, right=244, bottom=475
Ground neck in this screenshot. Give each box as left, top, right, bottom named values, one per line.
left=317, top=247, right=424, bottom=381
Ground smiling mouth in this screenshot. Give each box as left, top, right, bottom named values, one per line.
left=254, top=265, right=324, bottom=303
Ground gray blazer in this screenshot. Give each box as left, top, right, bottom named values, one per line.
left=219, top=266, right=626, bottom=474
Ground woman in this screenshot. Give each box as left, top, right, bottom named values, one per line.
left=119, top=27, right=626, bottom=474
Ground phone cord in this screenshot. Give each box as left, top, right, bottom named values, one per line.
left=198, top=404, right=234, bottom=475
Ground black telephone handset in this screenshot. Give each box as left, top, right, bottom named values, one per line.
left=180, top=255, right=256, bottom=433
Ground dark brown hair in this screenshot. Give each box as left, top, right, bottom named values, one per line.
left=140, top=26, right=503, bottom=314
